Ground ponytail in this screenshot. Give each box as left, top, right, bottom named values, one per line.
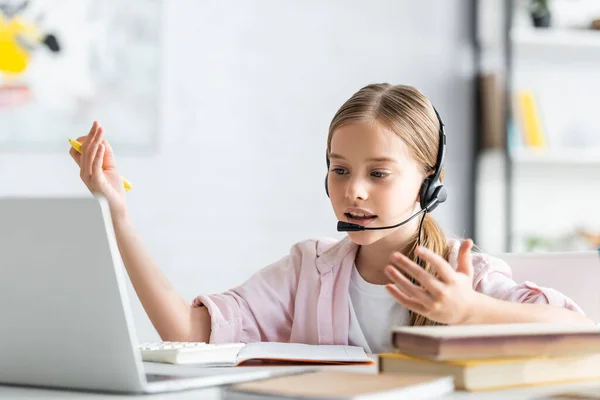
left=403, top=213, right=451, bottom=327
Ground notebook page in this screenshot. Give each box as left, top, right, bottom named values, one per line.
left=235, top=342, right=373, bottom=365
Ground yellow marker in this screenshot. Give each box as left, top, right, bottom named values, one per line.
left=69, top=138, right=133, bottom=191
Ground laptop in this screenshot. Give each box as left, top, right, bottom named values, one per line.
left=0, top=196, right=292, bottom=394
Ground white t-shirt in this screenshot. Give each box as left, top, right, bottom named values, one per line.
left=348, top=265, right=409, bottom=354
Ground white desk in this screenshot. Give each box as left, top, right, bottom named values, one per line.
left=2, top=361, right=600, bottom=399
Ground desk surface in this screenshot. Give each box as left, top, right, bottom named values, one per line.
left=2, top=361, right=600, bottom=399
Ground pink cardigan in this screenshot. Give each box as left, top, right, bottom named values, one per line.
left=193, top=236, right=584, bottom=344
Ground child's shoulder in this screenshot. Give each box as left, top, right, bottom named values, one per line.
left=255, top=237, right=352, bottom=279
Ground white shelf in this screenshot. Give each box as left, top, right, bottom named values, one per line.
left=510, top=147, right=600, bottom=165
left=512, top=28, right=600, bottom=49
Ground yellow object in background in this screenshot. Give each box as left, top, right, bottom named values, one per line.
left=516, top=90, right=547, bottom=148
left=0, top=14, right=43, bottom=74
left=0, top=3, right=61, bottom=78
left=69, top=138, right=133, bottom=191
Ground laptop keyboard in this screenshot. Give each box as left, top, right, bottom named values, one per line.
left=139, top=341, right=246, bottom=364
left=139, top=341, right=210, bottom=351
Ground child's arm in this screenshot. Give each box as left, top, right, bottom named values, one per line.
left=385, top=240, right=596, bottom=326
left=192, top=240, right=314, bottom=344
left=113, top=215, right=211, bottom=342
left=69, top=122, right=210, bottom=342
left=465, top=292, right=596, bottom=325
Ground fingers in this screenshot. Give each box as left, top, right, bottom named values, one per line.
left=69, top=121, right=91, bottom=167
left=80, top=121, right=98, bottom=156
left=456, top=239, right=474, bottom=277
left=79, top=122, right=97, bottom=179
left=69, top=147, right=81, bottom=166
left=85, top=125, right=104, bottom=175
left=414, top=246, right=456, bottom=283
left=389, top=252, right=445, bottom=297
left=76, top=121, right=105, bottom=186
left=386, top=284, right=427, bottom=315
left=91, top=143, right=105, bottom=187
left=72, top=124, right=115, bottom=172
left=84, top=120, right=97, bottom=141
left=100, top=138, right=116, bottom=170
left=384, top=264, right=434, bottom=305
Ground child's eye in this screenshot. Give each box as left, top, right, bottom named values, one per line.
left=332, top=168, right=347, bottom=175
left=371, top=171, right=389, bottom=178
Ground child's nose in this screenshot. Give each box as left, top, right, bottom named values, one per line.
left=345, top=177, right=369, bottom=201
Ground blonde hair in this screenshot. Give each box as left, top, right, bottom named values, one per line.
left=327, top=83, right=451, bottom=327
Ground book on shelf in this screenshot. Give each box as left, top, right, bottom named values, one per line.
left=510, top=89, right=600, bottom=161
left=478, top=72, right=505, bottom=150
left=515, top=89, right=547, bottom=149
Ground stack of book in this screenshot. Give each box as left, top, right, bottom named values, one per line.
left=379, top=323, right=600, bottom=391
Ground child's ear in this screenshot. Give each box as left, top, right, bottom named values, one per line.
left=415, top=184, right=423, bottom=203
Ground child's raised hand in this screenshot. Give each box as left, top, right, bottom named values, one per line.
left=69, top=121, right=128, bottom=217
left=384, top=239, right=479, bottom=325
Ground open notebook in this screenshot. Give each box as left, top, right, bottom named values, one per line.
left=140, top=342, right=375, bottom=366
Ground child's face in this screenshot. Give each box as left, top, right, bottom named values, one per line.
left=328, top=122, right=424, bottom=246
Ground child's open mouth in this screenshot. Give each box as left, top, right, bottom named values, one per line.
left=345, top=212, right=377, bottom=226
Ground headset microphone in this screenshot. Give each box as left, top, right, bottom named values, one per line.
left=337, top=187, right=447, bottom=232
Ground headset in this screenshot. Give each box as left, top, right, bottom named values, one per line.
left=325, top=107, right=447, bottom=233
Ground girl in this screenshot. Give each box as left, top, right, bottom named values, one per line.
left=70, top=83, right=594, bottom=354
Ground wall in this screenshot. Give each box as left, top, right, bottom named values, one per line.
left=0, top=0, right=474, bottom=341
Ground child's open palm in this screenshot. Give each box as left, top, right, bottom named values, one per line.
left=384, top=239, right=479, bottom=325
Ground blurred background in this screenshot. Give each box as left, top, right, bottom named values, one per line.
left=476, top=0, right=600, bottom=255
left=1, top=0, right=599, bottom=340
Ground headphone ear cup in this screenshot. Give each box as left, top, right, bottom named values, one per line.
left=325, top=156, right=331, bottom=198
left=426, top=184, right=446, bottom=212
left=419, top=178, right=431, bottom=210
